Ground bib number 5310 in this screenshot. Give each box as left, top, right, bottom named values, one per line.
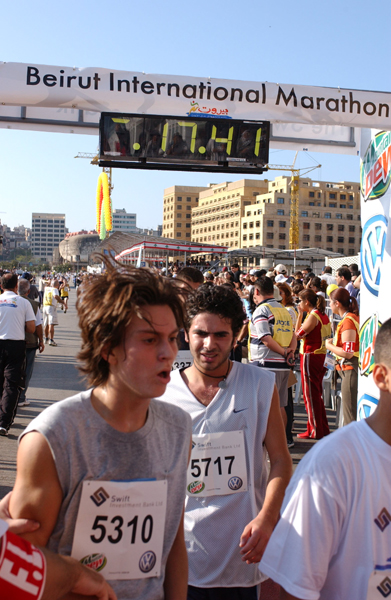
left=90, top=514, right=153, bottom=545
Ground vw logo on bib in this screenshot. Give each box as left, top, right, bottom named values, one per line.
left=361, top=214, right=388, bottom=297
left=228, top=476, right=243, bottom=491
left=139, top=551, right=157, bottom=573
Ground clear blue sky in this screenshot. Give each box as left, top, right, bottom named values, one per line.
left=1, top=0, right=390, bottom=232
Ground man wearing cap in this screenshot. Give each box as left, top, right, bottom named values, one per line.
left=22, top=272, right=39, bottom=304
left=274, top=264, right=288, bottom=284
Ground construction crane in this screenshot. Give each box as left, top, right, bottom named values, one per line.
left=267, top=151, right=321, bottom=251
left=74, top=152, right=114, bottom=194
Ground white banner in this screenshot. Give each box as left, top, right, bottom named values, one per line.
left=1, top=62, right=391, bottom=130
left=358, top=128, right=391, bottom=419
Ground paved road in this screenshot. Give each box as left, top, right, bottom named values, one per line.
left=0, top=291, right=337, bottom=498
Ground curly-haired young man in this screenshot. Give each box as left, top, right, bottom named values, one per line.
left=9, top=259, right=192, bottom=600
left=160, top=284, right=292, bottom=600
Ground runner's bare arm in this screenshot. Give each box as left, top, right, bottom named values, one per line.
left=239, top=385, right=292, bottom=564
left=163, top=509, right=187, bottom=600
left=9, top=431, right=63, bottom=546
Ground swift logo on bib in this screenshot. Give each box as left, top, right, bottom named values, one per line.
left=90, top=487, right=110, bottom=507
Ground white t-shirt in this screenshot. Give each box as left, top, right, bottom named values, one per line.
left=0, top=291, right=35, bottom=340
left=259, top=420, right=391, bottom=600
left=159, top=362, right=275, bottom=588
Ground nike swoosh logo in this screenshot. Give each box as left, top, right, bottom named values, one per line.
left=233, top=408, right=248, bottom=413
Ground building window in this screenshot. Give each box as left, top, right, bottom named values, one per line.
left=327, top=224, right=334, bottom=231
left=347, top=214, right=353, bottom=220
left=279, top=233, right=286, bottom=240
left=349, top=225, right=356, bottom=232
left=177, top=213, right=182, bottom=218
left=329, top=203, right=337, bottom=208
left=267, top=220, right=274, bottom=227
left=329, top=193, right=336, bottom=199
left=315, top=223, right=322, bottom=230
left=243, top=235, right=247, bottom=241
left=315, top=235, right=322, bottom=242
left=177, top=223, right=182, bottom=227
left=340, top=194, right=346, bottom=200
left=279, top=221, right=286, bottom=228
left=325, top=213, right=331, bottom=219
left=303, top=222, right=310, bottom=229
left=309, top=191, right=315, bottom=198
left=349, top=237, right=355, bottom=244
left=177, top=205, right=182, bottom=210
left=303, top=234, right=310, bottom=242
left=336, top=213, right=342, bottom=219
left=309, top=202, right=315, bottom=206
left=277, top=198, right=284, bottom=204
left=338, top=248, right=344, bottom=254
left=256, top=233, right=260, bottom=239
left=338, top=224, right=345, bottom=231
left=177, top=196, right=182, bottom=201
left=279, top=245, right=286, bottom=249
left=327, top=236, right=333, bottom=242
left=338, top=236, right=344, bottom=243
left=186, top=223, right=191, bottom=228
left=186, top=213, right=191, bottom=218
left=301, top=211, right=308, bottom=217
left=177, top=233, right=181, bottom=237
left=267, top=232, right=274, bottom=239
left=243, top=223, right=247, bottom=229
left=340, top=204, right=346, bottom=209
left=277, top=209, right=284, bottom=216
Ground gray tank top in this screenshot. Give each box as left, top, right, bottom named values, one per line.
left=22, top=389, right=191, bottom=600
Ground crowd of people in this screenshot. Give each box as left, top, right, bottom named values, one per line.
left=0, top=258, right=389, bottom=600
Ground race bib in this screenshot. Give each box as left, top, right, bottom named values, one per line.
left=71, top=480, right=167, bottom=580
left=367, top=569, right=391, bottom=598
left=172, top=350, right=193, bottom=371
left=187, top=431, right=248, bottom=497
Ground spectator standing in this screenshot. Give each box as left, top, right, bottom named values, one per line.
left=0, top=273, right=35, bottom=436
left=295, top=289, right=331, bottom=440
left=17, top=278, right=45, bottom=408
left=336, top=266, right=355, bottom=295
left=325, top=287, right=360, bottom=425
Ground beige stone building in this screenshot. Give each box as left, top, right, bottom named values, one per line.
left=240, top=176, right=361, bottom=257
left=162, top=185, right=206, bottom=241
left=191, top=179, right=269, bottom=248
left=162, top=176, right=361, bottom=258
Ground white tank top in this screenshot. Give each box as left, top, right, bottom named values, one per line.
left=159, top=361, right=275, bottom=587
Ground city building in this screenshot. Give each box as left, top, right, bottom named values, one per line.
left=31, top=213, right=66, bottom=261
left=191, top=179, right=269, bottom=248
left=162, top=185, right=206, bottom=240
left=240, top=176, right=361, bottom=257
left=186, top=176, right=361, bottom=258
left=112, top=208, right=138, bottom=233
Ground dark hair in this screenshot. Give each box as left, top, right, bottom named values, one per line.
left=374, top=318, right=391, bottom=367
left=299, top=288, right=326, bottom=314
left=349, top=263, right=359, bottom=273
left=185, top=284, right=245, bottom=339
left=337, top=267, right=352, bottom=282
left=231, top=263, right=240, bottom=269
left=253, top=276, right=274, bottom=296
left=292, top=282, right=304, bottom=295
left=323, top=266, right=332, bottom=274
left=276, top=282, right=294, bottom=306
left=330, top=287, right=359, bottom=316
left=310, top=277, right=322, bottom=291
left=176, top=267, right=204, bottom=284
left=77, top=256, right=187, bottom=387
left=1, top=273, right=18, bottom=290
left=259, top=269, right=267, bottom=277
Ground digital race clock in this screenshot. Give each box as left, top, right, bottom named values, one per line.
left=99, top=113, right=269, bottom=174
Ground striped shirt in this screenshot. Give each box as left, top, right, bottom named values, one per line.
left=249, top=298, right=293, bottom=370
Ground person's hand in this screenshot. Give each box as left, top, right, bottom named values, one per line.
left=0, top=492, right=40, bottom=535
left=239, top=514, right=274, bottom=564
left=39, top=339, right=45, bottom=353
left=69, top=559, right=117, bottom=600
left=297, top=303, right=304, bottom=314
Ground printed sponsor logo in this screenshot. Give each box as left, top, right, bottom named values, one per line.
left=357, top=393, right=379, bottom=420
left=361, top=131, right=391, bottom=201
left=376, top=576, right=391, bottom=597
left=228, top=476, right=243, bottom=491
left=90, top=486, right=110, bottom=507
left=359, top=314, right=381, bottom=376
left=374, top=508, right=391, bottom=532
left=187, top=481, right=205, bottom=494
left=80, top=553, right=107, bottom=572
left=187, top=101, right=231, bottom=118
left=191, top=439, right=196, bottom=450
left=139, top=551, right=156, bottom=573
left=361, top=214, right=387, bottom=297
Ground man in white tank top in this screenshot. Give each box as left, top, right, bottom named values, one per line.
left=160, top=284, right=292, bottom=600
left=9, top=260, right=192, bottom=600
